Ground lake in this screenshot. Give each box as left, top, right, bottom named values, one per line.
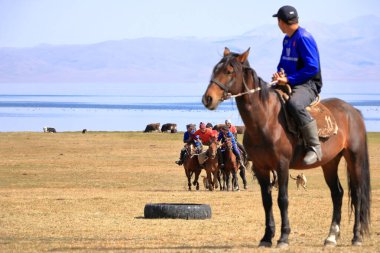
left=0, top=82, right=379, bottom=132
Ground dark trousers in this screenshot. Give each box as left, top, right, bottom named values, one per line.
left=287, top=81, right=319, bottom=127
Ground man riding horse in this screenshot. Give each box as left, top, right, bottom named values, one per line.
left=272, top=5, right=322, bottom=165
left=217, top=125, right=245, bottom=169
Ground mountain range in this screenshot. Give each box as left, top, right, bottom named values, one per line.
left=0, top=15, right=379, bottom=84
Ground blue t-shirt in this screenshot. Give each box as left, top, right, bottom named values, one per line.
left=183, top=130, right=195, bottom=143
left=277, top=27, right=322, bottom=89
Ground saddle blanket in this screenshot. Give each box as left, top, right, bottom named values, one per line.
left=196, top=151, right=208, bottom=165
left=307, top=103, right=338, bottom=138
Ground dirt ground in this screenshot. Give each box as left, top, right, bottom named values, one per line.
left=0, top=131, right=379, bottom=252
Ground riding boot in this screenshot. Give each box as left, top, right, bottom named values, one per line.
left=175, top=149, right=185, bottom=165
left=237, top=142, right=247, bottom=160
left=300, top=119, right=322, bottom=165
left=234, top=153, right=246, bottom=169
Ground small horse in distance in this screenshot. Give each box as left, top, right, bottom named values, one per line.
left=220, top=138, right=245, bottom=191
left=203, top=136, right=221, bottom=191
left=202, top=47, right=370, bottom=247
left=182, top=145, right=202, bottom=191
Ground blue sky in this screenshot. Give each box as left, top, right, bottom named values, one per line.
left=0, top=0, right=379, bottom=47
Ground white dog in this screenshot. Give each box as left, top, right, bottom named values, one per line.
left=290, top=173, right=307, bottom=190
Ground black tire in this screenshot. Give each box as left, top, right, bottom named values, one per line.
left=144, top=203, right=212, bottom=220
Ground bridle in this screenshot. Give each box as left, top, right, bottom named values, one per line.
left=206, top=140, right=218, bottom=159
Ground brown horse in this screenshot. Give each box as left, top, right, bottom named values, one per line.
left=203, top=136, right=221, bottom=191
left=202, top=48, right=371, bottom=247
left=221, top=138, right=241, bottom=191
left=182, top=145, right=202, bottom=191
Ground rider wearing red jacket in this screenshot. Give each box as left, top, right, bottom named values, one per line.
left=191, top=122, right=215, bottom=146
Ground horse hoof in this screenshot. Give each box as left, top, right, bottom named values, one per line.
left=244, top=185, right=248, bottom=190
left=258, top=241, right=272, bottom=248
left=352, top=240, right=362, bottom=246
left=276, top=242, right=289, bottom=248
left=324, top=240, right=337, bottom=247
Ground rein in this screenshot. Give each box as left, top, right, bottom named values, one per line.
left=210, top=62, right=278, bottom=101
left=227, top=80, right=278, bottom=99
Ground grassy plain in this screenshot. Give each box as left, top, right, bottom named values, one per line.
left=0, top=131, right=379, bottom=252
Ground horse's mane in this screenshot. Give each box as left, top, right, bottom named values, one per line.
left=243, top=61, right=270, bottom=102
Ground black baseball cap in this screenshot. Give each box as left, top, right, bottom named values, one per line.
left=272, top=5, right=298, bottom=23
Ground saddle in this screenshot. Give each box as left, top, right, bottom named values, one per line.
left=196, top=151, right=208, bottom=165
left=274, top=85, right=338, bottom=139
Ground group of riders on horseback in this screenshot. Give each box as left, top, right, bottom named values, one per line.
left=175, top=120, right=247, bottom=170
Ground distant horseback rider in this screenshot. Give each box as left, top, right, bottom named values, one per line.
left=272, top=5, right=323, bottom=165
left=225, top=119, right=247, bottom=161
left=225, top=119, right=237, bottom=138
left=217, top=125, right=245, bottom=169
left=175, top=123, right=198, bottom=165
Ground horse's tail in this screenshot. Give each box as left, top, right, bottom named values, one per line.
left=347, top=133, right=371, bottom=236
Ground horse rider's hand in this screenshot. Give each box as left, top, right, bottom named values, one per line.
left=272, top=72, right=288, bottom=86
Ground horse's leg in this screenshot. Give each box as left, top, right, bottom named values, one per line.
left=193, top=167, right=201, bottom=191
left=276, top=165, right=290, bottom=248
left=226, top=171, right=231, bottom=191
left=232, top=170, right=236, bottom=191
left=256, top=169, right=275, bottom=247
left=206, top=169, right=213, bottom=191
left=240, top=165, right=248, bottom=189
left=212, top=169, right=219, bottom=190
left=185, top=168, right=192, bottom=191
left=216, top=170, right=222, bottom=190
left=322, top=155, right=344, bottom=247
left=343, top=145, right=371, bottom=246
left=232, top=169, right=239, bottom=191
left=222, top=170, right=227, bottom=191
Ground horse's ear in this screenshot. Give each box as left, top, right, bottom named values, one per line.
left=223, top=47, right=231, bottom=56
left=238, top=47, right=250, bottom=63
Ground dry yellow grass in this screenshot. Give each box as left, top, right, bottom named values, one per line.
left=0, top=131, right=379, bottom=252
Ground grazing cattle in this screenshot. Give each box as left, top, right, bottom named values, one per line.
left=43, top=127, right=56, bottom=133
left=161, top=123, right=177, bottom=133
left=235, top=125, right=245, bottom=134
left=82, top=129, right=87, bottom=134
left=144, top=123, right=160, bottom=133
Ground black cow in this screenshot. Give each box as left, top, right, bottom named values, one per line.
left=144, top=123, right=160, bottom=132
left=43, top=127, right=56, bottom=133
left=161, top=123, right=177, bottom=133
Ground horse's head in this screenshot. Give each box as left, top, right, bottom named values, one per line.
left=202, top=47, right=250, bottom=110
left=225, top=138, right=233, bottom=150
left=207, top=137, right=218, bottom=159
